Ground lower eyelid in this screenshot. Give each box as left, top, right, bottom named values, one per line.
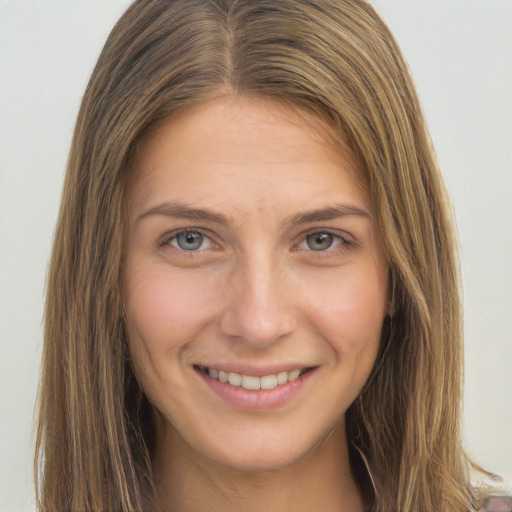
left=174, top=232, right=211, bottom=250
left=158, top=230, right=212, bottom=250
left=157, top=229, right=354, bottom=254
left=296, top=232, right=350, bottom=251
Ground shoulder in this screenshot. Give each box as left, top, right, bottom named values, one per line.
left=479, top=493, right=512, bottom=512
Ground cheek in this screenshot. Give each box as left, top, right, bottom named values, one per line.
left=123, top=261, right=221, bottom=350
left=298, top=264, right=388, bottom=351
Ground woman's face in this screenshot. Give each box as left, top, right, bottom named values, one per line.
left=124, top=96, right=388, bottom=472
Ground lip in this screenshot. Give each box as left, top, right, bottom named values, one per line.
left=195, top=362, right=312, bottom=377
left=195, top=365, right=317, bottom=411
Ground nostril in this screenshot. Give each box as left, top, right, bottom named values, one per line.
left=218, top=261, right=297, bottom=345
left=219, top=311, right=296, bottom=347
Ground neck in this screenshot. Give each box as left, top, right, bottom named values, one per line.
left=153, top=422, right=369, bottom=512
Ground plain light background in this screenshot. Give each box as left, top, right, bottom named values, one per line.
left=1, top=1, right=511, bottom=510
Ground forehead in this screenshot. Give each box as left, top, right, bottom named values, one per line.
left=127, top=95, right=369, bottom=218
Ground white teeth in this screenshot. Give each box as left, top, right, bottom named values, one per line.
left=260, top=374, right=278, bottom=390
left=242, top=375, right=260, bottom=390
left=203, top=366, right=307, bottom=389
left=276, top=371, right=288, bottom=385
left=228, top=372, right=242, bottom=386
left=288, top=369, right=301, bottom=382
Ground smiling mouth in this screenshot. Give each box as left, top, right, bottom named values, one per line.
left=196, top=365, right=313, bottom=391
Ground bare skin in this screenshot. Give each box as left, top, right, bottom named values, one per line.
left=153, top=418, right=366, bottom=512
left=124, top=96, right=386, bottom=512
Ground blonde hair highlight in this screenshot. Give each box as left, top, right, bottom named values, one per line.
left=36, top=1, right=480, bottom=510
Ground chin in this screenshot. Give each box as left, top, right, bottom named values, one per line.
left=212, top=449, right=304, bottom=473
left=188, top=421, right=343, bottom=474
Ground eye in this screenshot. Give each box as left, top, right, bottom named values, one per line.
left=169, top=230, right=212, bottom=251
left=299, top=231, right=349, bottom=252
left=306, top=232, right=336, bottom=251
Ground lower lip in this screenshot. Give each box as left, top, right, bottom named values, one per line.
left=196, top=368, right=315, bottom=411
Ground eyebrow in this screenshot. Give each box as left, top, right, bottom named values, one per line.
left=136, top=201, right=371, bottom=226
left=137, top=202, right=231, bottom=225
left=288, top=204, right=372, bottom=225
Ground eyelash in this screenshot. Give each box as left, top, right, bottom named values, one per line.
left=158, top=228, right=354, bottom=257
left=294, top=230, right=354, bottom=257
left=158, top=229, right=216, bottom=253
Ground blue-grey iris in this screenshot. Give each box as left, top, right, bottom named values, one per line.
left=176, top=231, right=203, bottom=250
left=306, top=232, right=334, bottom=251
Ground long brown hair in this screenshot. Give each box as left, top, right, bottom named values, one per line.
left=36, top=0, right=479, bottom=510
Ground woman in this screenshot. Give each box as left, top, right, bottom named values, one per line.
left=34, top=0, right=498, bottom=510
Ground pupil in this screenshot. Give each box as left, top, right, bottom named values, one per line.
left=307, top=232, right=333, bottom=251
left=177, top=232, right=203, bottom=250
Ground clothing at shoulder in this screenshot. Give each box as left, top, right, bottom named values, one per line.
left=480, top=493, right=512, bottom=512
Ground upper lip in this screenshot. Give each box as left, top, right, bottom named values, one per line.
left=194, top=363, right=316, bottom=377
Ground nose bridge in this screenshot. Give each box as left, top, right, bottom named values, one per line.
left=220, top=249, right=295, bottom=346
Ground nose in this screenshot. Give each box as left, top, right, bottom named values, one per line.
left=219, top=254, right=297, bottom=348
